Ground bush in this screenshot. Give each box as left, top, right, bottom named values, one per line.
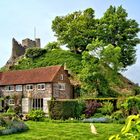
left=0, top=120, right=29, bottom=135
left=98, top=101, right=114, bottom=115
left=133, top=86, right=140, bottom=95
left=7, top=106, right=15, bottom=113
left=48, top=100, right=84, bottom=120
left=122, top=96, right=140, bottom=115
left=111, top=110, right=125, bottom=124
left=111, top=110, right=125, bottom=120
left=84, top=100, right=101, bottom=118
left=28, top=109, right=45, bottom=121
left=25, top=48, right=47, bottom=59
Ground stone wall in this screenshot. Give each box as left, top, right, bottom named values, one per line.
left=6, top=37, right=41, bottom=67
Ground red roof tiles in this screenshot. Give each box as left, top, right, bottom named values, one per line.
left=0, top=66, right=62, bottom=85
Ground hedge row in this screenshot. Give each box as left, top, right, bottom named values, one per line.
left=47, top=97, right=140, bottom=120
left=48, top=100, right=83, bottom=120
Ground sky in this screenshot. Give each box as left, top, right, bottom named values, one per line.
left=0, top=0, right=140, bottom=84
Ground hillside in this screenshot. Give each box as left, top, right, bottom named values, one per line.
left=0, top=49, right=137, bottom=97
left=6, top=49, right=82, bottom=74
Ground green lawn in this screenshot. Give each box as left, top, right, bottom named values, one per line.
left=0, top=121, right=123, bottom=140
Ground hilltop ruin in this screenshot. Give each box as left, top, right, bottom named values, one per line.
left=6, top=38, right=41, bottom=67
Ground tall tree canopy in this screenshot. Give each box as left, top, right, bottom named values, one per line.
left=97, top=6, right=140, bottom=67
left=52, top=6, right=140, bottom=68
left=79, top=39, right=122, bottom=97
left=52, top=8, right=96, bottom=54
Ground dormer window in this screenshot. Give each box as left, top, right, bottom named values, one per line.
left=60, top=74, right=64, bottom=80
left=5, top=86, right=14, bottom=91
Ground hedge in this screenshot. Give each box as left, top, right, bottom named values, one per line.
left=48, top=100, right=84, bottom=120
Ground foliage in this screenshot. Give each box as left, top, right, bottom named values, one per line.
left=98, top=101, right=114, bottom=115
left=97, top=5, right=140, bottom=68
left=122, top=96, right=140, bottom=115
left=25, top=48, right=47, bottom=59
left=27, top=109, right=45, bottom=121
left=109, top=114, right=140, bottom=140
left=13, top=49, right=82, bottom=74
left=133, top=86, right=140, bottom=95
left=6, top=106, right=15, bottom=113
left=87, top=39, right=122, bottom=71
left=52, top=6, right=140, bottom=67
left=0, top=120, right=29, bottom=135
left=84, top=100, right=101, bottom=118
left=48, top=100, right=84, bottom=120
left=45, top=41, right=61, bottom=51
left=0, top=114, right=28, bottom=135
left=79, top=42, right=121, bottom=97
left=52, top=8, right=96, bottom=54
left=111, top=110, right=125, bottom=124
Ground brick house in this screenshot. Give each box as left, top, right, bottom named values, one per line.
left=0, top=66, right=73, bottom=114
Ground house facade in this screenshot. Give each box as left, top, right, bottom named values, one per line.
left=0, top=66, right=73, bottom=114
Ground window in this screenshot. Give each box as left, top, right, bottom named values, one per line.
left=60, top=74, right=64, bottom=80
left=16, top=85, right=22, bottom=91
left=9, top=99, right=14, bottom=105
left=26, top=84, right=33, bottom=91
left=33, top=98, right=43, bottom=110
left=5, top=86, right=14, bottom=91
left=37, top=83, right=45, bottom=90
left=59, top=83, right=65, bottom=90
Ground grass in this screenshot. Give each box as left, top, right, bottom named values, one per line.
left=0, top=121, right=123, bottom=140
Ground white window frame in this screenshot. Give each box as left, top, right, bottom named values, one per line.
left=16, top=85, right=22, bottom=91
left=60, top=74, right=64, bottom=80
left=9, top=99, right=14, bottom=105
left=26, top=84, right=34, bottom=91
left=5, top=85, right=14, bottom=91
left=37, top=83, right=45, bottom=90
left=59, top=83, right=65, bottom=90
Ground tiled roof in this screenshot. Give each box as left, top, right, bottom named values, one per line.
left=0, top=66, right=62, bottom=85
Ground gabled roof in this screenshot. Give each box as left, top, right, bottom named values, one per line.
left=0, top=66, right=62, bottom=85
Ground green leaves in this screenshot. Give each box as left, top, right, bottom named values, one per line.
left=109, top=114, right=140, bottom=140
left=97, top=5, right=140, bottom=67
left=52, top=8, right=96, bottom=54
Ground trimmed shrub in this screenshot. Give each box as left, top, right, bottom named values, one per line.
left=27, top=109, right=45, bottom=121
left=48, top=100, right=84, bottom=120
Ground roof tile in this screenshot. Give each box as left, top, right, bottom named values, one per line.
left=0, top=66, right=62, bottom=85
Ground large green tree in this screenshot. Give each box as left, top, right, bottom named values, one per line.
left=52, top=8, right=96, bottom=54
left=52, top=6, right=140, bottom=68
left=79, top=39, right=122, bottom=97
left=97, top=6, right=140, bottom=67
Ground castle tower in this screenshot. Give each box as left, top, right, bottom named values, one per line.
left=35, top=38, right=41, bottom=48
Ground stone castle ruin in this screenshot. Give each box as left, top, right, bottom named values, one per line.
left=6, top=38, right=41, bottom=66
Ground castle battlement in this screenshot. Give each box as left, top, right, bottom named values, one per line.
left=6, top=38, right=41, bottom=66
